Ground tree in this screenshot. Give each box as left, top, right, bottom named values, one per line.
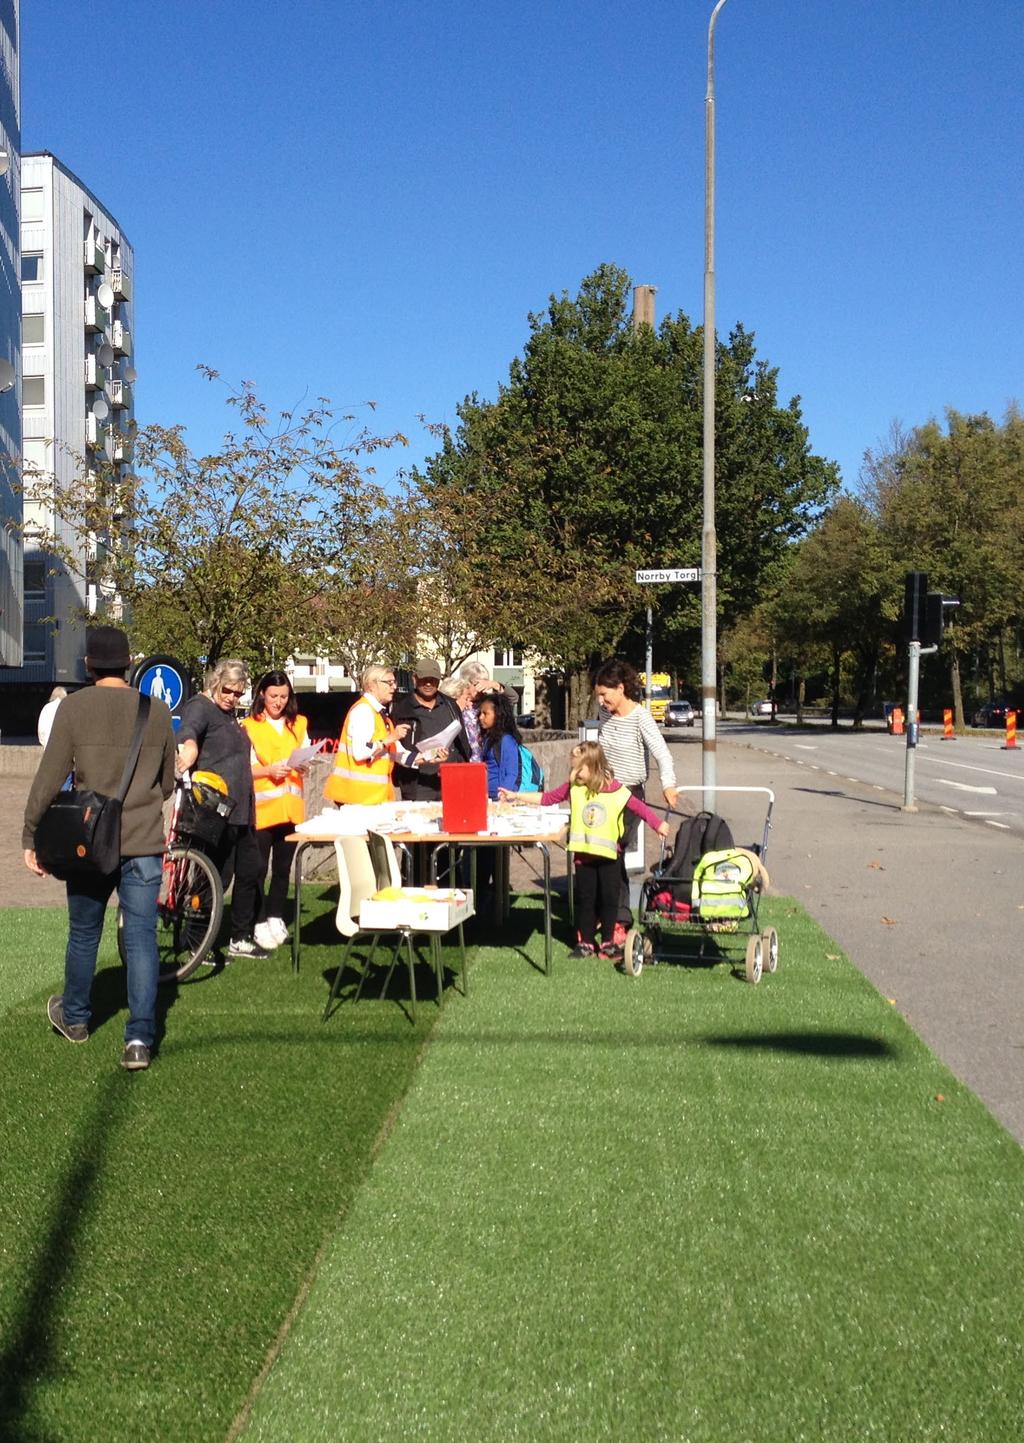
left=23, top=373, right=409, bottom=679
left=416, top=265, right=839, bottom=719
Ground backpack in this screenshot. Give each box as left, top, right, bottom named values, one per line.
left=692, top=848, right=758, bottom=919
left=659, top=811, right=734, bottom=894
left=516, top=742, right=544, bottom=792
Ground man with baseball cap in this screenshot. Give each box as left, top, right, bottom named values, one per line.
left=391, top=658, right=469, bottom=803
left=23, top=625, right=176, bottom=1071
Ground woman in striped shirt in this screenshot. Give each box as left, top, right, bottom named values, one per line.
left=594, top=658, right=681, bottom=937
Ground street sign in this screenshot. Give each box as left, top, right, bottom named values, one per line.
left=635, top=567, right=702, bottom=584
left=132, top=654, right=191, bottom=715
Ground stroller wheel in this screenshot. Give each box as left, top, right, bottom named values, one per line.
left=762, top=927, right=779, bottom=973
left=623, top=928, right=645, bottom=977
left=745, top=934, right=763, bottom=985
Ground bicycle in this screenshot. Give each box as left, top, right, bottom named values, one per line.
left=118, top=774, right=229, bottom=983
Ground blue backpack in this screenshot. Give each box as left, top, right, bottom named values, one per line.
left=516, top=742, right=544, bottom=791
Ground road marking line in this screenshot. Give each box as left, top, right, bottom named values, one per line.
left=985, top=820, right=1011, bottom=830
left=873, top=785, right=885, bottom=791
left=964, top=811, right=1007, bottom=817
left=917, top=755, right=1024, bottom=783
left=794, top=744, right=817, bottom=751
left=938, top=780, right=997, bottom=794
left=939, top=806, right=959, bottom=815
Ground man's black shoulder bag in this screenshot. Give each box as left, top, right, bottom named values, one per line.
left=34, top=694, right=152, bottom=879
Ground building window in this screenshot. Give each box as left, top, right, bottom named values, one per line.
left=22, top=253, right=43, bottom=282
left=23, top=313, right=44, bottom=345
left=23, top=557, right=47, bottom=598
left=22, top=188, right=45, bottom=224
left=23, top=376, right=45, bottom=407
left=23, top=620, right=48, bottom=663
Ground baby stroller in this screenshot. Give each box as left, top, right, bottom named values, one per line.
left=623, top=786, right=777, bottom=984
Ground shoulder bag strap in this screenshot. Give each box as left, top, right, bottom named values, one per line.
left=114, top=693, right=152, bottom=802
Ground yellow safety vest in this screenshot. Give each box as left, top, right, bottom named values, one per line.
left=568, top=783, right=631, bottom=861
left=242, top=714, right=308, bottom=830
left=324, top=697, right=398, bottom=805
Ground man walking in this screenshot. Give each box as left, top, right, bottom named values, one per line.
left=23, top=626, right=176, bottom=1071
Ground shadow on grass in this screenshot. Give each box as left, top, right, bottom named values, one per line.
left=0, top=1073, right=127, bottom=1438
left=699, top=1030, right=899, bottom=1059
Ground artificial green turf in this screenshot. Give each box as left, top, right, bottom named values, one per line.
left=0, top=894, right=447, bottom=1443
left=242, top=898, right=1024, bottom=1443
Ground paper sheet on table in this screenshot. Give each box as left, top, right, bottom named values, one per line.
left=287, top=739, right=327, bottom=767
left=415, top=718, right=462, bottom=755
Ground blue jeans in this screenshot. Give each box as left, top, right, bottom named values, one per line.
left=63, top=854, right=163, bottom=1047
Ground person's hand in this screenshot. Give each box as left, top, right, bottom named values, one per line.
left=497, top=788, right=519, bottom=802
left=393, top=723, right=411, bottom=741
left=434, top=747, right=449, bottom=763
left=663, top=786, right=679, bottom=810
left=24, top=848, right=47, bottom=877
left=657, top=821, right=671, bottom=838
left=269, top=761, right=290, bottom=781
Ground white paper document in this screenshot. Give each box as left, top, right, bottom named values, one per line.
left=415, top=718, right=462, bottom=756
left=286, top=739, right=328, bottom=767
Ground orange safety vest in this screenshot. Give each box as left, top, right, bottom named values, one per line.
left=324, top=696, right=399, bottom=805
left=243, top=714, right=309, bottom=829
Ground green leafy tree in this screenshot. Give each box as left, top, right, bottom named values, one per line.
left=416, top=265, right=838, bottom=720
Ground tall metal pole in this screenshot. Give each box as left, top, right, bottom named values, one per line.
left=702, top=0, right=729, bottom=810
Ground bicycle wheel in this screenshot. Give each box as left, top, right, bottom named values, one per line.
left=118, top=845, right=224, bottom=983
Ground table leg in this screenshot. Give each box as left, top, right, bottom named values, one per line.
left=292, top=840, right=311, bottom=976
left=537, top=842, right=552, bottom=975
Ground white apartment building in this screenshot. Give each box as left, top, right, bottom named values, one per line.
left=0, top=0, right=21, bottom=670
left=13, top=151, right=135, bottom=684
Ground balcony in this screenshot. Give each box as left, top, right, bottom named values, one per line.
left=84, top=353, right=110, bottom=390
left=84, top=237, right=106, bottom=274
left=111, top=268, right=132, bottom=301
left=109, top=378, right=133, bottom=410
left=111, top=320, right=131, bottom=355
left=86, top=413, right=111, bottom=451
left=111, top=430, right=133, bottom=463
left=84, top=293, right=111, bottom=333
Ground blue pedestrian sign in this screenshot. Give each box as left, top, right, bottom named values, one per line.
left=132, top=654, right=191, bottom=716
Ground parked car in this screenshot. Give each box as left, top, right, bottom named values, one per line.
left=664, top=700, right=695, bottom=728
left=971, top=700, right=1018, bottom=728
left=516, top=713, right=536, bottom=729
left=751, top=699, right=776, bottom=721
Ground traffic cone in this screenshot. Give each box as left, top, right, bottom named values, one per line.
left=1003, top=711, right=1018, bottom=750
left=892, top=707, right=904, bottom=736
left=941, top=708, right=955, bottom=740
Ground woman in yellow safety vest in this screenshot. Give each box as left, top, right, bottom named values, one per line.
left=242, top=671, right=311, bottom=951
left=324, top=664, right=435, bottom=806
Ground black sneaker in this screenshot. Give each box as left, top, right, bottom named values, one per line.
left=599, top=942, right=624, bottom=962
left=227, top=937, right=271, bottom=959
left=121, top=1041, right=151, bottom=1071
left=47, top=995, right=88, bottom=1044
left=568, top=942, right=597, bottom=959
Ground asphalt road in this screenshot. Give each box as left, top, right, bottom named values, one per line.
left=722, top=719, right=1024, bottom=839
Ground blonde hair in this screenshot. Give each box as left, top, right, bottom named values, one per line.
left=569, top=741, right=614, bottom=796
left=361, top=663, right=396, bottom=691
left=206, top=658, right=248, bottom=695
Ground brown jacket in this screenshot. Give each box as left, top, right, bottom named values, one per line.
left=23, top=685, right=176, bottom=857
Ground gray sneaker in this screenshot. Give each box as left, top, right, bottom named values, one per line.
left=227, top=937, right=271, bottom=959
left=120, top=1041, right=151, bottom=1071
left=47, top=995, right=88, bottom=1044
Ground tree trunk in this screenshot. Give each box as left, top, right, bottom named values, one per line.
left=951, top=649, right=964, bottom=729
left=796, top=675, right=805, bottom=725
left=830, top=644, right=841, bottom=728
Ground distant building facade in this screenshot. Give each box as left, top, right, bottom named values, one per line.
left=0, top=0, right=21, bottom=670
left=3, top=151, right=135, bottom=687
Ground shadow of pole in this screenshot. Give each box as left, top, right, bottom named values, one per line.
left=0, top=1072, right=129, bottom=1435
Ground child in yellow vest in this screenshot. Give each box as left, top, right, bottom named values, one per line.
left=501, top=741, right=669, bottom=961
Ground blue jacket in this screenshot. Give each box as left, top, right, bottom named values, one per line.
left=482, top=734, right=520, bottom=799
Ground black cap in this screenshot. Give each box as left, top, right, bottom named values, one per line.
left=85, top=625, right=131, bottom=669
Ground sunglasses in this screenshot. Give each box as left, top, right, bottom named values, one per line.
left=220, top=686, right=245, bottom=699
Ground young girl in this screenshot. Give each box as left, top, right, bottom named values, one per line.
left=501, top=741, right=669, bottom=961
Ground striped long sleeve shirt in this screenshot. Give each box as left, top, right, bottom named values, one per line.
left=597, top=705, right=677, bottom=791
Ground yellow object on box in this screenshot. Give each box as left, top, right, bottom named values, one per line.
left=359, top=887, right=474, bottom=932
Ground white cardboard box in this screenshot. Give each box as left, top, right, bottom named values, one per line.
left=359, top=889, right=475, bottom=932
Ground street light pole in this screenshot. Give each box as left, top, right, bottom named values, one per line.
left=701, top=0, right=729, bottom=810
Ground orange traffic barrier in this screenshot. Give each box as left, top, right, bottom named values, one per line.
left=1003, top=710, right=1017, bottom=750
left=942, top=708, right=955, bottom=740
left=891, top=707, right=904, bottom=736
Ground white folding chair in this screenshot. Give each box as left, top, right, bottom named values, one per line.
left=321, top=831, right=471, bottom=1024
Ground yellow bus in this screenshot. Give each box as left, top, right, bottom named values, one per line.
left=640, top=672, right=672, bottom=723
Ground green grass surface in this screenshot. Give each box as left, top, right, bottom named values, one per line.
left=4, top=893, right=1023, bottom=1443
left=242, top=899, right=1024, bottom=1443
left=0, top=893, right=445, bottom=1443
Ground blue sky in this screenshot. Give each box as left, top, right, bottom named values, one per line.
left=21, top=0, right=1024, bottom=492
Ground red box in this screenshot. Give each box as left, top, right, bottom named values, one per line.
left=440, top=763, right=488, bottom=833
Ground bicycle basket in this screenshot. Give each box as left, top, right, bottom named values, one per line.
left=178, top=776, right=235, bottom=845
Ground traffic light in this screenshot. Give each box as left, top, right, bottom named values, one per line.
left=903, top=572, right=927, bottom=642
left=923, top=592, right=951, bottom=646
